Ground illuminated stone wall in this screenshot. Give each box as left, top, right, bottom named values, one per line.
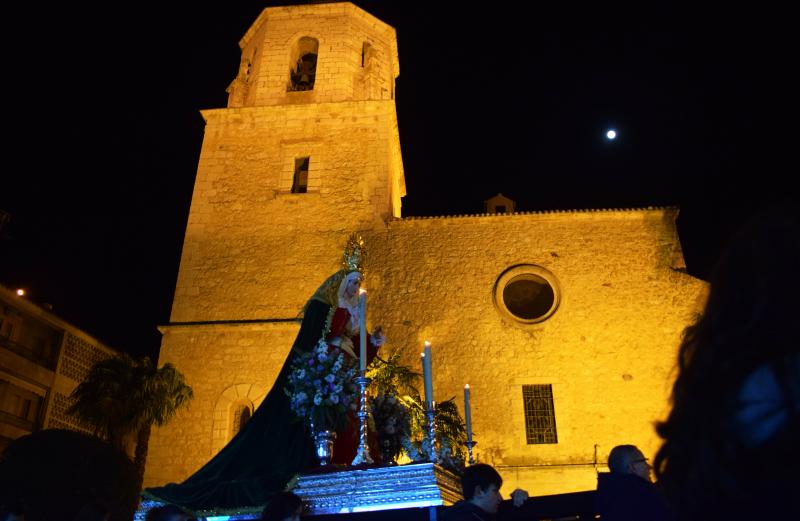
left=147, top=207, right=706, bottom=493
left=145, top=323, right=297, bottom=486
left=226, top=3, right=398, bottom=108
left=369, top=210, right=707, bottom=495
left=168, top=100, right=403, bottom=324
left=144, top=2, right=708, bottom=499
left=169, top=1, right=404, bottom=325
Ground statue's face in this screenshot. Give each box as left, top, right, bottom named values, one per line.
left=344, top=275, right=361, bottom=299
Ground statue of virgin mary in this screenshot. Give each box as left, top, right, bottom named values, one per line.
left=143, top=234, right=384, bottom=515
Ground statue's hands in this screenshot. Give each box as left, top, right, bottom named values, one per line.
left=370, top=326, right=386, bottom=347
left=510, top=488, right=529, bottom=507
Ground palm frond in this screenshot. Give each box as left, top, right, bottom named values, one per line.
left=367, top=349, right=422, bottom=397
left=67, top=354, right=193, bottom=447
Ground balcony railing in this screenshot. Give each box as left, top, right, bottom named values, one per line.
left=0, top=409, right=36, bottom=432
left=0, top=335, right=58, bottom=370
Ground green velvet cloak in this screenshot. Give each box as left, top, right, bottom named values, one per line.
left=142, top=299, right=332, bottom=515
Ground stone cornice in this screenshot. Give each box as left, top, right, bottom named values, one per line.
left=395, top=206, right=679, bottom=223
left=239, top=2, right=397, bottom=50
left=158, top=318, right=300, bottom=335
left=200, top=99, right=396, bottom=122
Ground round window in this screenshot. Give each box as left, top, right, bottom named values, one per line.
left=494, top=265, right=560, bottom=324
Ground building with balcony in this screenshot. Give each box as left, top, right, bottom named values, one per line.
left=0, top=284, right=118, bottom=453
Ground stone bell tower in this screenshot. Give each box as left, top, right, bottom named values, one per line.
left=145, top=3, right=404, bottom=486
left=170, top=2, right=404, bottom=324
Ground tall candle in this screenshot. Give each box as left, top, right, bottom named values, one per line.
left=423, top=341, right=434, bottom=408
left=359, top=289, right=367, bottom=372
left=420, top=352, right=426, bottom=399
left=464, top=384, right=472, bottom=444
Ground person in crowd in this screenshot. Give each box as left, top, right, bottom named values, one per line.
left=595, top=444, right=672, bottom=521
left=0, top=502, right=25, bottom=521
left=441, top=463, right=529, bottom=521
left=654, top=204, right=800, bottom=520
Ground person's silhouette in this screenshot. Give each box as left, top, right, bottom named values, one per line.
left=655, top=204, right=800, bottom=520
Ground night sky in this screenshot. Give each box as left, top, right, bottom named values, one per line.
left=1, top=2, right=795, bottom=360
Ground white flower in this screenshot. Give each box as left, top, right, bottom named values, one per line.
left=330, top=394, right=340, bottom=404
left=325, top=374, right=336, bottom=383
left=314, top=394, right=322, bottom=406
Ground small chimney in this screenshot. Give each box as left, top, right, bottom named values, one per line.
left=484, top=193, right=516, bottom=214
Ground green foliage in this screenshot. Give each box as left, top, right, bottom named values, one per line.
left=67, top=354, right=193, bottom=450
left=67, top=354, right=193, bottom=492
left=367, top=350, right=468, bottom=468
left=368, top=350, right=421, bottom=397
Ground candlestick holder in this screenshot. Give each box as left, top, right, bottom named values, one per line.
left=425, top=403, right=438, bottom=463
left=351, top=375, right=374, bottom=465
left=465, top=440, right=477, bottom=465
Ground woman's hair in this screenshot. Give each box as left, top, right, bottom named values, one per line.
left=654, top=204, right=800, bottom=519
left=261, top=492, right=303, bottom=521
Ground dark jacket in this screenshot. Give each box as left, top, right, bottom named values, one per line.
left=595, top=472, right=673, bottom=521
left=440, top=501, right=495, bottom=521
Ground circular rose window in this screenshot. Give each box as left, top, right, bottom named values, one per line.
left=493, top=265, right=560, bottom=324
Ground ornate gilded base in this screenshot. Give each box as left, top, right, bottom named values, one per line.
left=294, top=462, right=463, bottom=515
left=137, top=463, right=462, bottom=519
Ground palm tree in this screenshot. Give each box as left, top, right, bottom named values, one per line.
left=67, top=354, right=193, bottom=490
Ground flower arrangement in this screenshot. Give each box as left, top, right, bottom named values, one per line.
left=369, top=392, right=411, bottom=464
left=285, top=340, right=359, bottom=432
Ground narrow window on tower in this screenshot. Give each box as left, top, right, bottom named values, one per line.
left=362, top=42, right=372, bottom=68
left=292, top=157, right=310, bottom=193
left=522, top=384, right=558, bottom=444
left=244, top=47, right=256, bottom=83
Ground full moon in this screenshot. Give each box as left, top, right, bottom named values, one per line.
left=606, top=129, right=617, bottom=140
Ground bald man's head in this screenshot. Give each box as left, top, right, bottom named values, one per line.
left=608, top=445, right=652, bottom=482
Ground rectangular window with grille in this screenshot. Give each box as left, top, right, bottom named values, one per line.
left=522, top=384, right=558, bottom=444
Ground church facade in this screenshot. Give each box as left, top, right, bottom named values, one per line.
left=144, top=3, right=707, bottom=496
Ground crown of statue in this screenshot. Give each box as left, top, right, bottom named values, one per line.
left=342, top=233, right=366, bottom=274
